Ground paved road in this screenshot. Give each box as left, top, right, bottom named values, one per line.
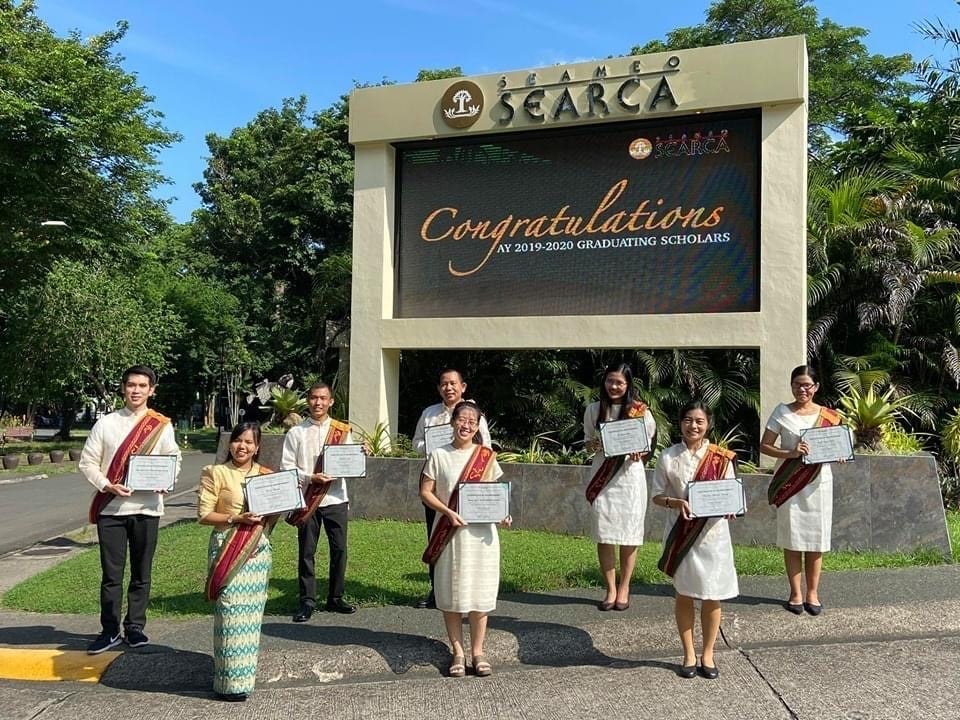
left=0, top=453, right=213, bottom=556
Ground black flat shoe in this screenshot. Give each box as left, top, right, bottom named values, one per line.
left=613, top=600, right=630, bottom=611
left=292, top=604, right=314, bottom=623
left=678, top=663, right=697, bottom=679
left=214, top=692, right=247, bottom=702
left=415, top=593, right=436, bottom=609
left=598, top=600, right=615, bottom=611
left=786, top=602, right=804, bottom=615
left=699, top=662, right=719, bottom=680
left=325, top=598, right=357, bottom=614
left=804, top=602, right=823, bottom=616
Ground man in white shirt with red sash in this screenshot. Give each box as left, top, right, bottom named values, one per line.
left=283, top=382, right=357, bottom=620
left=411, top=368, right=491, bottom=609
left=79, top=366, right=181, bottom=654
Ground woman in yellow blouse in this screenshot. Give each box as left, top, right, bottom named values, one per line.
left=197, top=421, right=274, bottom=702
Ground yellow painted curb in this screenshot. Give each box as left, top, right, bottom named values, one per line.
left=0, top=648, right=122, bottom=682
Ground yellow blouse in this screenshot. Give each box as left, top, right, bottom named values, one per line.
left=197, top=462, right=266, bottom=529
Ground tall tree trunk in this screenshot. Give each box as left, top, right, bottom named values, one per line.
left=57, top=394, right=78, bottom=440
left=204, top=392, right=216, bottom=428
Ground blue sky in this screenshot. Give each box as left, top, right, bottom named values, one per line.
left=34, top=0, right=958, bottom=222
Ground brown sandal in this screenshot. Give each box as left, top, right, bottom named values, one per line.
left=448, top=654, right=466, bottom=677
left=472, top=654, right=492, bottom=677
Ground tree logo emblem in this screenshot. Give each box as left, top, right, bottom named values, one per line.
left=440, top=81, right=484, bottom=128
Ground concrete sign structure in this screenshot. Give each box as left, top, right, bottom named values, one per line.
left=348, top=36, right=808, bottom=443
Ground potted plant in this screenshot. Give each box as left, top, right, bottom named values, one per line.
left=49, top=449, right=65, bottom=463
left=27, top=451, right=46, bottom=465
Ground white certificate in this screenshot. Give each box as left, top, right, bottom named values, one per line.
left=321, top=444, right=367, bottom=478
left=244, top=470, right=304, bottom=516
left=424, top=424, right=454, bottom=455
left=458, top=482, right=511, bottom=524
left=800, top=425, right=855, bottom=465
left=126, top=455, right=177, bottom=492
left=688, top=478, right=746, bottom=518
left=600, top=417, right=650, bottom=457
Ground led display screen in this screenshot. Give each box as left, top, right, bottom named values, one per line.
left=395, top=110, right=760, bottom=318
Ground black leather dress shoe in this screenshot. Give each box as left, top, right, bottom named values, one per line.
left=292, top=604, right=314, bottom=623
left=786, top=602, right=804, bottom=615
left=699, top=662, right=719, bottom=680
left=414, top=593, right=436, bottom=609
left=325, top=598, right=357, bottom=614
left=804, top=601, right=823, bottom=616
left=678, top=663, right=697, bottom=679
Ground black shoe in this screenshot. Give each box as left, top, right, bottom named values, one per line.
left=699, top=662, right=719, bottom=680
left=804, top=602, right=823, bottom=616
left=292, top=603, right=314, bottom=623
left=678, top=663, right=697, bottom=679
left=786, top=602, right=804, bottom=615
left=415, top=593, right=436, bottom=609
left=87, top=631, right=123, bottom=655
left=125, top=628, right=149, bottom=648
left=325, top=598, right=357, bottom=614
left=214, top=692, right=247, bottom=702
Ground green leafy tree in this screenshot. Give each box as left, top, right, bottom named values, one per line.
left=0, top=1, right=179, bottom=304
left=0, top=260, right=182, bottom=438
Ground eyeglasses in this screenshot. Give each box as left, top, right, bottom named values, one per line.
left=791, top=383, right=817, bottom=391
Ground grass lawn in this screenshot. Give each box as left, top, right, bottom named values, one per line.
left=179, top=428, right=220, bottom=454
left=4, top=513, right=956, bottom=617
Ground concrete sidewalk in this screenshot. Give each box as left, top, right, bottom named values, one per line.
left=1, top=490, right=959, bottom=718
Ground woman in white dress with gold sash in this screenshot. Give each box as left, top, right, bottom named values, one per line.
left=420, top=402, right=510, bottom=678
left=584, top=363, right=656, bottom=611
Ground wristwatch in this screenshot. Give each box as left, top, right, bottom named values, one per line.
left=227, top=515, right=234, bottom=525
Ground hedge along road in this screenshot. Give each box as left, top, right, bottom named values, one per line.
left=0, top=453, right=214, bottom=557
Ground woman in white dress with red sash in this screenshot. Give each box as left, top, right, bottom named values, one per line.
left=583, top=363, right=656, bottom=611
left=420, top=402, right=510, bottom=678
left=652, top=401, right=738, bottom=680
left=760, top=365, right=842, bottom=617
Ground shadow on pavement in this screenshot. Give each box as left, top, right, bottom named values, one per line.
left=262, top=621, right=450, bottom=675
left=0, top=624, right=91, bottom=650
left=100, top=645, right=213, bottom=696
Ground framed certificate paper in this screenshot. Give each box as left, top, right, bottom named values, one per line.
left=688, top=478, right=746, bottom=518
left=126, top=455, right=177, bottom=492
left=424, top=424, right=454, bottom=455
left=458, top=482, right=511, bottom=524
left=244, top=469, right=305, bottom=516
left=800, top=425, right=855, bottom=465
left=600, top=417, right=650, bottom=457
left=321, top=444, right=367, bottom=478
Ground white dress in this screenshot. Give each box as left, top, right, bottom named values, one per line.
left=584, top=401, right=656, bottom=545
left=765, top=403, right=833, bottom=552
left=652, top=442, right=739, bottom=600
left=424, top=445, right=504, bottom=614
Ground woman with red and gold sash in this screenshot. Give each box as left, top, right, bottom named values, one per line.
left=198, top=422, right=276, bottom=702
left=652, top=401, right=738, bottom=680
left=760, top=365, right=841, bottom=617
left=583, top=363, right=656, bottom=612
left=419, top=402, right=509, bottom=678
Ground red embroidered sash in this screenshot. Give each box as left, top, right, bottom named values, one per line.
left=585, top=401, right=650, bottom=504
left=286, top=419, right=351, bottom=527
left=657, top=444, right=736, bottom=578
left=205, top=464, right=274, bottom=602
left=88, top=409, right=169, bottom=524
left=767, top=407, right=842, bottom=507
left=421, top=445, right=496, bottom=565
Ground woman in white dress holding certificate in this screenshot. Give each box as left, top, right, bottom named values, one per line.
left=420, top=402, right=509, bottom=678
left=583, top=363, right=656, bottom=611
left=760, top=365, right=842, bottom=617
left=652, top=401, right=738, bottom=679
left=198, top=422, right=275, bottom=702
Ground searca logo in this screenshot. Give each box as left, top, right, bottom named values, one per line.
left=441, top=81, right=484, bottom=129
left=655, top=130, right=730, bottom=158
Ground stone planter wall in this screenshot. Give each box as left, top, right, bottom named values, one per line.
left=219, top=434, right=951, bottom=555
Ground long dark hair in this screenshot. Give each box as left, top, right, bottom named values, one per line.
left=597, top=363, right=639, bottom=428
left=228, top=421, right=262, bottom=463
